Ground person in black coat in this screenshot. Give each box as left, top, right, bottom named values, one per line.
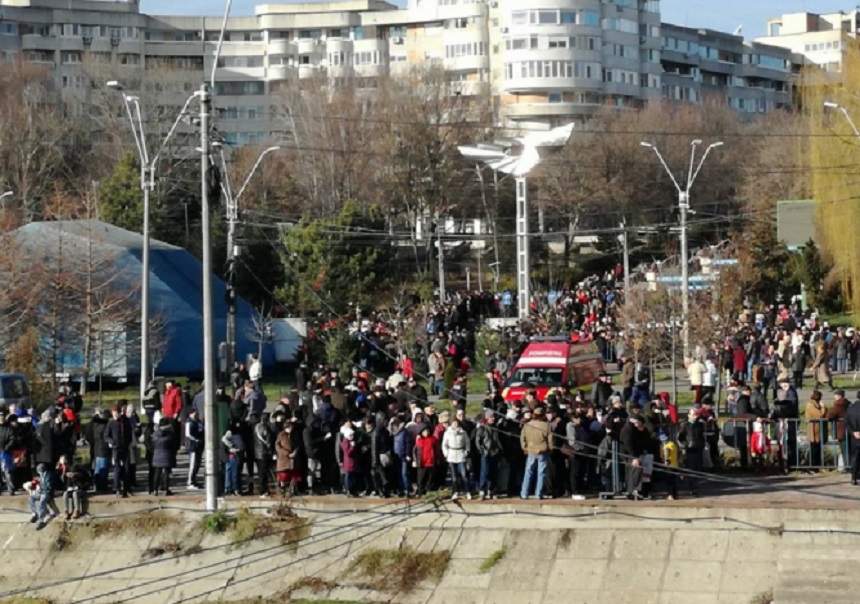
left=84, top=410, right=111, bottom=493
left=0, top=412, right=16, bottom=495
left=846, top=395, right=860, bottom=485
left=105, top=406, right=133, bottom=497
left=151, top=419, right=175, bottom=496
left=35, top=411, right=62, bottom=467
left=253, top=412, right=274, bottom=497
left=678, top=409, right=707, bottom=496
left=620, top=415, right=655, bottom=499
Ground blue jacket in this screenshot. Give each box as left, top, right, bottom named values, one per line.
left=393, top=426, right=413, bottom=458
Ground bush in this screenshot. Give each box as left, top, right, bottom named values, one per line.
left=349, top=547, right=450, bottom=593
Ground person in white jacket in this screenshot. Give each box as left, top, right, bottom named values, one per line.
left=442, top=419, right=472, bottom=500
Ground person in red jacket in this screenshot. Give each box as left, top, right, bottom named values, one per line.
left=340, top=430, right=359, bottom=497
left=161, top=381, right=183, bottom=420
left=413, top=426, right=437, bottom=496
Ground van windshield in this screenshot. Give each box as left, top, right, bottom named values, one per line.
left=507, top=367, right=564, bottom=387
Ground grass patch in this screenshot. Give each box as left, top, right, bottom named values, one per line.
left=750, top=591, right=773, bottom=604
left=89, top=511, right=179, bottom=538
left=50, top=522, right=74, bottom=553
left=199, top=506, right=311, bottom=550
left=141, top=540, right=183, bottom=559
left=479, top=546, right=507, bottom=573
left=349, top=547, right=450, bottom=593
left=200, top=510, right=234, bottom=535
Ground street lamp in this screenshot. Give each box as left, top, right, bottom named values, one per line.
left=824, top=100, right=860, bottom=137
left=107, top=80, right=200, bottom=414
left=459, top=123, right=574, bottom=320
left=640, top=139, right=723, bottom=360
left=213, top=144, right=281, bottom=373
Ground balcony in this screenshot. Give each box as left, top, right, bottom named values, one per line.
left=298, top=64, right=321, bottom=78
left=443, top=54, right=488, bottom=72
left=354, top=62, right=387, bottom=78
left=21, top=34, right=57, bottom=50
left=266, top=64, right=295, bottom=80
left=267, top=39, right=294, bottom=55
left=296, top=38, right=321, bottom=55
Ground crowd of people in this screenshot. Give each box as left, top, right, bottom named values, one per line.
left=9, top=277, right=860, bottom=531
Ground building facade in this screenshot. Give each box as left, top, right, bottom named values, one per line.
left=756, top=10, right=859, bottom=74
left=0, top=0, right=797, bottom=142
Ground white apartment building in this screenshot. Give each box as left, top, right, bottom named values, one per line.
left=0, top=0, right=797, bottom=144
left=756, top=10, right=859, bottom=73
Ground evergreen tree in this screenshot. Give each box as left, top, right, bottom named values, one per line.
left=278, top=202, right=393, bottom=316
left=98, top=152, right=142, bottom=232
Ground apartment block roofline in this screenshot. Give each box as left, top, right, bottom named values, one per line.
left=0, top=0, right=138, bottom=13
left=255, top=0, right=396, bottom=16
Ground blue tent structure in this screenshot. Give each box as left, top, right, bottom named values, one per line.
left=14, top=220, right=275, bottom=378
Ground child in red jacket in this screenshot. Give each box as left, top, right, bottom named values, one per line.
left=413, top=427, right=437, bottom=496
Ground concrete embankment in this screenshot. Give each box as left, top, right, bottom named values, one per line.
left=0, top=496, right=857, bottom=604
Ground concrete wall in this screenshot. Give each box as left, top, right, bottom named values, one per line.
left=1, top=499, right=859, bottom=603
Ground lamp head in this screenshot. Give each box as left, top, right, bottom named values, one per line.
left=691, top=139, right=703, bottom=146
left=711, top=141, right=725, bottom=149
left=640, top=141, right=654, bottom=149
left=106, top=80, right=123, bottom=91
left=824, top=101, right=840, bottom=110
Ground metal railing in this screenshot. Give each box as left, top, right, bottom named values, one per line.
left=720, top=418, right=849, bottom=472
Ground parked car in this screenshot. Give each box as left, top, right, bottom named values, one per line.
left=0, top=373, right=30, bottom=408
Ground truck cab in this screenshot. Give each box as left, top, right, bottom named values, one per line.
left=502, top=338, right=604, bottom=403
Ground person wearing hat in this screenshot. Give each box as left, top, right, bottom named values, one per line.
left=591, top=373, right=614, bottom=412
left=519, top=406, right=553, bottom=500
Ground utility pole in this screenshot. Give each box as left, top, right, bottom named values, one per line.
left=678, top=191, right=689, bottom=356
left=466, top=267, right=471, bottom=291
left=216, top=145, right=280, bottom=372
left=640, top=140, right=723, bottom=360
left=476, top=252, right=483, bottom=293
left=620, top=221, right=630, bottom=301
left=515, top=176, right=530, bottom=321
left=436, top=216, right=446, bottom=303
left=199, top=83, right=218, bottom=512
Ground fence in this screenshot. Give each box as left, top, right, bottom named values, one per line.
left=720, top=418, right=849, bottom=472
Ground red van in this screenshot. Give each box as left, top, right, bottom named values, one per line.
left=502, top=338, right=605, bottom=403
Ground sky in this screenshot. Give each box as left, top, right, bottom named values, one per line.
left=138, top=0, right=855, bottom=40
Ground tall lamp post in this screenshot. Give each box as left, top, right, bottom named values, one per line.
left=824, top=101, right=860, bottom=136
left=640, top=139, right=723, bottom=360
left=459, top=123, right=574, bottom=321
left=106, top=81, right=200, bottom=410
left=214, top=144, right=281, bottom=372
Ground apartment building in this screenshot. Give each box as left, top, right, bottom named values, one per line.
left=0, top=0, right=797, bottom=143
left=661, top=23, right=793, bottom=114
left=756, top=10, right=859, bottom=74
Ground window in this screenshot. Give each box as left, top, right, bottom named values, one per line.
left=538, top=10, right=557, bottom=25
left=119, top=53, right=140, bottom=65
left=1, top=22, right=17, bottom=35
left=769, top=23, right=782, bottom=36
left=580, top=10, right=600, bottom=26
left=548, top=37, right=567, bottom=49
left=547, top=92, right=562, bottom=103
left=61, top=51, right=81, bottom=64
left=215, top=81, right=265, bottom=95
